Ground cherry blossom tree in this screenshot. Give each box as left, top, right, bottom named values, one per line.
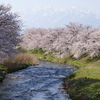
left=0, top=4, right=22, bottom=62
left=20, top=22, right=100, bottom=58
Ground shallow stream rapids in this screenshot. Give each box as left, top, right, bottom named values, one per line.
left=0, top=60, right=76, bottom=100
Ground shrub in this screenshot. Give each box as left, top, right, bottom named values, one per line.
left=14, top=53, right=39, bottom=65
left=3, top=53, right=39, bottom=72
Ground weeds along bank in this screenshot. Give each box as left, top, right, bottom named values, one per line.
left=25, top=48, right=100, bottom=100
left=0, top=53, right=39, bottom=82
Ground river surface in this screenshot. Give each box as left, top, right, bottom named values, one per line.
left=0, top=60, right=76, bottom=100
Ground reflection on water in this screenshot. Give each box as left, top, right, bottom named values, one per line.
left=0, top=60, right=76, bottom=100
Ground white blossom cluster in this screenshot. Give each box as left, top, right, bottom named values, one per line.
left=20, top=22, right=100, bottom=58
left=0, top=4, right=22, bottom=62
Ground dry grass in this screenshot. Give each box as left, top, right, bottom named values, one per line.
left=3, top=53, right=39, bottom=72
left=13, top=53, right=39, bottom=65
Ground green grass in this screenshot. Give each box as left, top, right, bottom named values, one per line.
left=63, top=63, right=100, bottom=100
left=0, top=63, right=6, bottom=82
left=30, top=48, right=100, bottom=100
left=63, top=78, right=100, bottom=100
left=6, top=63, right=32, bottom=73
left=63, top=58, right=100, bottom=100
left=0, top=76, right=3, bottom=82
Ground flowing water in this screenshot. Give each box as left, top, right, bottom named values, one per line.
left=0, top=60, right=76, bottom=100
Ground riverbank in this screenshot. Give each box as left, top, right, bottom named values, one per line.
left=30, top=48, right=100, bottom=100
left=0, top=53, right=39, bottom=82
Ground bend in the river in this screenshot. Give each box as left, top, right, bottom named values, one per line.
left=0, top=60, right=76, bottom=100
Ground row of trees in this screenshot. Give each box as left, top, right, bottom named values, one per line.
left=20, top=23, right=100, bottom=58
left=0, top=4, right=22, bottom=62
left=0, top=4, right=100, bottom=62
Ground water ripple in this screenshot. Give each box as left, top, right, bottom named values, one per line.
left=0, top=60, right=76, bottom=100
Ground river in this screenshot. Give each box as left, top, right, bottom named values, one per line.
left=0, top=60, right=76, bottom=100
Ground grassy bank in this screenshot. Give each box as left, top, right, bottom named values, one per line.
left=0, top=63, right=6, bottom=82
left=0, top=53, right=39, bottom=82
left=30, top=48, right=100, bottom=100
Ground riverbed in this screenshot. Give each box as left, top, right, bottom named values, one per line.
left=0, top=60, right=76, bottom=100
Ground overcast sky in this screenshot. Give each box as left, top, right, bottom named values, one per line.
left=1, top=0, right=100, bottom=29
left=0, top=0, right=100, bottom=12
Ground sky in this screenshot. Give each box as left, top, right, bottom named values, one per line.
left=0, top=0, right=100, bottom=29
left=0, top=0, right=100, bottom=12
